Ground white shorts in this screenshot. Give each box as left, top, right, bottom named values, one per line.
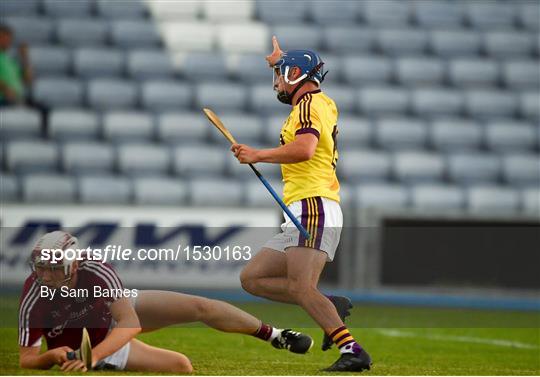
left=264, top=196, right=343, bottom=261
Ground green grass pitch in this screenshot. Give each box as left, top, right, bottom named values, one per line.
left=1, top=295, right=539, bottom=375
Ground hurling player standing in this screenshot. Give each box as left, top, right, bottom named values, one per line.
left=233, top=37, right=372, bottom=372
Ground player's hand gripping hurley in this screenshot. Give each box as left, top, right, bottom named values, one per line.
left=203, top=108, right=311, bottom=241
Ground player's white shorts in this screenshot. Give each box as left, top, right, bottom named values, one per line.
left=264, top=196, right=342, bottom=261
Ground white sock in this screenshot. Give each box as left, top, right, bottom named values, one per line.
left=269, top=327, right=281, bottom=342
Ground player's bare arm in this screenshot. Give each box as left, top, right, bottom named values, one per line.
left=231, top=134, right=318, bottom=164
left=19, top=345, right=73, bottom=370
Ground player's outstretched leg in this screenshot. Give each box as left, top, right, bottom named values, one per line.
left=321, top=296, right=352, bottom=351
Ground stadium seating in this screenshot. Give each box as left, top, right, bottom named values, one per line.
left=74, top=48, right=124, bottom=78
left=194, top=83, right=248, bottom=112
left=49, top=109, right=99, bottom=140
left=43, top=0, right=92, bottom=17
left=117, top=144, right=171, bottom=176
left=392, top=151, right=445, bottom=183
left=157, top=112, right=209, bottom=144
left=140, top=81, right=191, bottom=111
left=110, top=20, right=161, bottom=47
left=189, top=178, right=243, bottom=206
left=356, top=184, right=409, bottom=208
left=173, top=145, right=226, bottom=177
left=6, top=141, right=58, bottom=173
left=29, top=46, right=70, bottom=75
left=102, top=111, right=154, bottom=142
left=79, top=175, right=132, bottom=204
left=374, top=117, right=428, bottom=149
left=0, top=107, right=41, bottom=140
left=430, top=118, right=483, bottom=151
left=87, top=79, right=138, bottom=109
left=57, top=19, right=108, bottom=46
left=33, top=77, right=83, bottom=107
left=0, top=173, right=19, bottom=202
left=340, top=150, right=391, bottom=182
left=467, top=185, right=520, bottom=213
left=61, top=142, right=115, bottom=174
left=96, top=0, right=147, bottom=19
left=133, top=177, right=187, bottom=205
left=127, top=50, right=174, bottom=79
left=22, top=174, right=76, bottom=203
left=411, top=184, right=465, bottom=210
left=447, top=153, right=501, bottom=184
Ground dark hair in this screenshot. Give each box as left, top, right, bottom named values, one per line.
left=0, top=24, right=13, bottom=35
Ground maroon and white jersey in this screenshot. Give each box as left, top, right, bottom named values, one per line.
left=18, top=260, right=123, bottom=350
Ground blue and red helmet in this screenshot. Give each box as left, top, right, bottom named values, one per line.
left=273, top=49, right=328, bottom=86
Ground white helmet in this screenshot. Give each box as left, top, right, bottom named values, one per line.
left=30, top=231, right=79, bottom=285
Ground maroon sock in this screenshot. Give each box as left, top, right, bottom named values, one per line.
left=253, top=322, right=273, bottom=341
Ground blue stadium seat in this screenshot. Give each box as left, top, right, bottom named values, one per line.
left=182, top=52, right=228, bottom=81
left=430, top=30, right=481, bottom=57
left=502, top=154, right=540, bottom=187
left=338, top=116, right=372, bottom=148
left=448, top=58, right=499, bottom=87
left=377, top=28, right=428, bottom=55
left=0, top=0, right=39, bottom=15
left=57, top=19, right=108, bottom=46
left=195, top=83, right=248, bottom=112
left=375, top=118, right=427, bottom=150
left=74, top=48, right=124, bottom=78
left=189, top=178, right=243, bottom=206
left=3, top=17, right=53, bottom=44
left=6, top=141, right=58, bottom=173
left=33, top=77, right=83, bottom=107
left=272, top=24, right=321, bottom=51
left=430, top=118, right=482, bottom=151
left=79, top=175, right=132, bottom=204
left=411, top=184, right=465, bottom=210
left=173, top=145, right=226, bottom=177
left=356, top=183, right=409, bottom=209
left=447, top=153, right=501, bottom=184
left=228, top=53, right=269, bottom=83
left=310, top=1, right=359, bottom=25
left=393, top=151, right=445, bottom=183
left=412, top=88, right=463, bottom=116
left=157, top=112, right=208, bottom=144
left=362, top=0, right=411, bottom=26
left=484, top=31, right=534, bottom=57
left=87, top=79, right=138, bottom=109
left=0, top=174, right=19, bottom=202
left=0, top=107, right=41, bottom=140
left=358, top=86, right=409, bottom=115
left=217, top=23, right=269, bottom=53
left=343, top=55, right=392, bottom=85
left=519, top=2, right=539, bottom=31
left=465, top=90, right=517, bottom=119
left=256, top=0, right=307, bottom=24
left=322, top=85, right=356, bottom=114
left=29, top=46, right=70, bottom=75
left=96, top=0, right=147, bottom=19
left=521, top=188, right=540, bottom=216
left=466, top=2, right=517, bottom=30
left=502, top=60, right=540, bottom=89
left=396, top=57, right=444, bottom=86
left=485, top=121, right=537, bottom=152
left=43, top=0, right=92, bottom=16
left=322, top=27, right=373, bottom=54
left=413, top=1, right=464, bottom=28
left=467, top=185, right=519, bottom=213
left=141, top=81, right=191, bottom=111
left=62, top=142, right=114, bottom=174
left=520, top=92, right=540, bottom=120
left=110, top=20, right=161, bottom=47
left=49, top=109, right=99, bottom=140
left=340, top=150, right=391, bottom=182
left=209, top=113, right=263, bottom=144
left=127, top=50, right=174, bottom=79
left=22, top=174, right=76, bottom=203
left=117, top=143, right=171, bottom=176
left=245, top=179, right=284, bottom=207
left=133, top=177, right=188, bottom=205
left=102, top=111, right=154, bottom=141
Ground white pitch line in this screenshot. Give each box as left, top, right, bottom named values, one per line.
left=374, top=329, right=539, bottom=350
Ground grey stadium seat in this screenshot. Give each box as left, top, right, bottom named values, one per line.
left=322, top=85, right=356, bottom=114
left=189, top=178, right=243, bottom=206
left=465, top=90, right=517, bottom=118
left=520, top=92, right=540, bottom=120
left=216, top=23, right=269, bottom=53
left=195, top=83, right=247, bottom=112
left=62, top=142, right=114, bottom=174
left=263, top=115, right=286, bottom=145
left=127, top=50, right=174, bottom=79
left=343, top=55, right=392, bottom=85
left=317, top=55, right=342, bottom=84
left=29, top=46, right=70, bottom=75
left=209, top=113, right=263, bottom=144
left=358, top=86, right=409, bottom=115
left=22, top=174, right=76, bottom=203
left=160, top=22, right=214, bottom=52
left=338, top=117, right=372, bottom=148
left=250, top=84, right=289, bottom=115
left=447, top=153, right=501, bottom=184
left=375, top=117, right=427, bottom=149
left=356, top=183, right=409, bottom=209
left=413, top=1, right=464, bottom=28
left=412, top=88, right=463, bottom=116
left=203, top=1, right=254, bottom=22
left=411, top=184, right=465, bottom=210
left=227, top=152, right=281, bottom=180
left=396, top=57, right=444, bottom=86
left=181, top=52, right=228, bottom=81
left=502, top=154, right=540, bottom=187
left=133, top=177, right=188, bottom=205
left=43, top=0, right=92, bottom=17
left=467, top=186, right=519, bottom=213
left=96, top=0, right=147, bottom=19
left=157, top=112, right=208, bottom=144
left=519, top=2, right=540, bottom=31
left=362, top=0, right=411, bottom=26
left=74, top=48, right=124, bottom=78
left=322, top=27, right=373, bottom=54
left=272, top=25, right=322, bottom=51
left=256, top=0, right=307, bottom=24
left=502, top=60, right=540, bottom=89
left=6, top=141, right=58, bottom=173
left=0, top=0, right=39, bottom=15
left=173, top=145, right=226, bottom=177
left=110, top=20, right=161, bottom=47
left=57, top=19, right=108, bottom=46
left=0, top=107, right=41, bottom=139
left=141, top=81, right=191, bottom=111
left=376, top=28, right=428, bottom=55
left=87, top=79, right=138, bottom=109
left=102, top=111, right=154, bottom=141
left=448, top=59, right=499, bottom=87
left=521, top=188, right=540, bottom=216
left=3, top=17, right=53, bottom=44
left=48, top=109, right=99, bottom=140
left=340, top=150, right=391, bottom=182
left=33, top=77, right=83, bottom=107
left=245, top=179, right=284, bottom=207
left=430, top=118, right=482, bottom=151
left=310, top=1, right=359, bottom=25
left=228, top=53, right=270, bottom=83
left=117, top=144, right=171, bottom=176
left=485, top=121, right=537, bottom=152
left=466, top=2, right=517, bottom=30
left=430, top=30, right=481, bottom=57
left=484, top=32, right=534, bottom=58
left=393, top=151, right=445, bottom=183
left=79, top=175, right=132, bottom=204
left=0, top=174, right=19, bottom=202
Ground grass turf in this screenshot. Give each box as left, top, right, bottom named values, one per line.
left=0, top=295, right=539, bottom=375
